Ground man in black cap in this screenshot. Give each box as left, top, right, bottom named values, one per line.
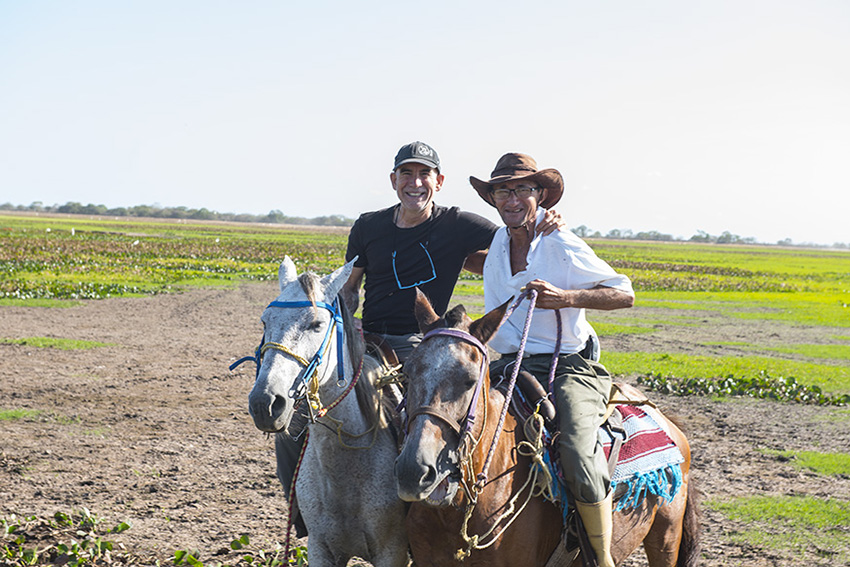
left=281, top=143, right=563, bottom=538
left=342, top=141, right=563, bottom=361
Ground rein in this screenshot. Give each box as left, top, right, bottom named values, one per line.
left=411, top=289, right=567, bottom=559
left=233, top=294, right=374, bottom=562
left=476, top=289, right=538, bottom=490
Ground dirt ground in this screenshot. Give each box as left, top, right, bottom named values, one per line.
left=1, top=283, right=848, bottom=566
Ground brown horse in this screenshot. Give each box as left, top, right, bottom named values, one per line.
left=394, top=293, right=700, bottom=567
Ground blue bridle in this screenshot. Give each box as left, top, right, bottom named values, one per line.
left=230, top=297, right=347, bottom=400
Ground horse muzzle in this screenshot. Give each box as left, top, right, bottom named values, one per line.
left=248, top=389, right=295, bottom=433
left=394, top=444, right=460, bottom=505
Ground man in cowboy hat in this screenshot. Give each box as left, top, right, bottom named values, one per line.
left=471, top=152, right=634, bottom=567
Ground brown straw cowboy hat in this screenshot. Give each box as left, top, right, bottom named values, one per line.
left=470, top=153, right=564, bottom=209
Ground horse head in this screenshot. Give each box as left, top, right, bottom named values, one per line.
left=247, top=256, right=355, bottom=433
left=394, top=291, right=508, bottom=505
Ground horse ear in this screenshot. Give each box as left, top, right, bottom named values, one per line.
left=414, top=288, right=442, bottom=334
left=279, top=256, right=298, bottom=292
left=322, top=257, right=356, bottom=299
left=468, top=299, right=510, bottom=345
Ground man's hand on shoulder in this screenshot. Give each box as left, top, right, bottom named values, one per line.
left=535, top=209, right=567, bottom=237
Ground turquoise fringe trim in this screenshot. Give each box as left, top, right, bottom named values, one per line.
left=539, top=451, right=571, bottom=523
left=611, top=463, right=683, bottom=512
left=538, top=453, right=684, bottom=517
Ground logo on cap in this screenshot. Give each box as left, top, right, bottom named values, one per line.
left=415, top=144, right=433, bottom=157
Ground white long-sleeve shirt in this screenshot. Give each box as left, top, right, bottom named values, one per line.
left=483, top=208, right=634, bottom=355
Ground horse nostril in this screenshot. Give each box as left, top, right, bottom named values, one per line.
left=421, top=465, right=437, bottom=487
left=271, top=395, right=287, bottom=418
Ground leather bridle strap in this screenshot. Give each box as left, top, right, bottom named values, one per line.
left=406, top=405, right=464, bottom=437
left=407, top=328, right=489, bottom=438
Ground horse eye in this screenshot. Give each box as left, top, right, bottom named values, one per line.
left=308, top=320, right=323, bottom=332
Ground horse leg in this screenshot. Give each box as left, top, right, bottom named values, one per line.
left=369, top=546, right=411, bottom=567
left=641, top=479, right=689, bottom=567
left=306, top=538, right=351, bottom=567
left=642, top=410, right=701, bottom=567
left=609, top=496, right=657, bottom=566
left=367, top=497, right=412, bottom=567
left=643, top=477, right=702, bottom=567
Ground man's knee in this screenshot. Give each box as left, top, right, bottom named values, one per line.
left=558, top=443, right=610, bottom=503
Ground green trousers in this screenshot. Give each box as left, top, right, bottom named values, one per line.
left=491, top=352, right=611, bottom=503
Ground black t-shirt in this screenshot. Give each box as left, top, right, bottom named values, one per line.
left=346, top=204, right=498, bottom=335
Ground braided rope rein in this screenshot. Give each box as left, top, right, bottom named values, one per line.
left=234, top=297, right=375, bottom=561
left=456, top=411, right=553, bottom=559
left=454, top=288, right=566, bottom=558
left=474, top=289, right=538, bottom=492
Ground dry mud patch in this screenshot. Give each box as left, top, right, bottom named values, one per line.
left=1, top=284, right=848, bottom=566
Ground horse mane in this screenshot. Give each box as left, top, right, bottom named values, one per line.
left=298, top=272, right=387, bottom=430
left=298, top=272, right=322, bottom=309
left=444, top=304, right=469, bottom=329
left=340, top=298, right=390, bottom=429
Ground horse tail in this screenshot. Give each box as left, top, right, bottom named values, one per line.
left=677, top=477, right=703, bottom=567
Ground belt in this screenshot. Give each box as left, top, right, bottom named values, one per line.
left=502, top=337, right=593, bottom=361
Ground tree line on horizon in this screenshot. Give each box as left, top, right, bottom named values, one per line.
left=2, top=201, right=847, bottom=249
left=1, top=201, right=353, bottom=227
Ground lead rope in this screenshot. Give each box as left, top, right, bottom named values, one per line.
left=474, top=289, right=538, bottom=491
left=315, top=355, right=383, bottom=450
left=458, top=288, right=569, bottom=559
left=284, top=426, right=310, bottom=562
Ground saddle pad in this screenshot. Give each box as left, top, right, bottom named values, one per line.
left=599, top=405, right=685, bottom=511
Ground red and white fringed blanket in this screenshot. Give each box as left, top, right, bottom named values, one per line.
left=599, top=405, right=685, bottom=511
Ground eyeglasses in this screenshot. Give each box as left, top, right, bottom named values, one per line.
left=392, top=243, right=437, bottom=289
left=491, top=186, right=539, bottom=201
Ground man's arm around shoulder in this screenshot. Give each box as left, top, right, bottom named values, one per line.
left=341, top=266, right=365, bottom=314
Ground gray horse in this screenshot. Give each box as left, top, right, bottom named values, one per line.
left=247, top=257, right=409, bottom=567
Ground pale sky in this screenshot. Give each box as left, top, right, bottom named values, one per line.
left=2, top=1, right=848, bottom=245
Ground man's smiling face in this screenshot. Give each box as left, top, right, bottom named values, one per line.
left=492, top=180, right=546, bottom=229
left=391, top=163, right=444, bottom=216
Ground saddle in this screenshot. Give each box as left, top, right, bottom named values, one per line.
left=514, top=373, right=654, bottom=476
left=363, top=332, right=401, bottom=371
left=513, top=375, right=673, bottom=567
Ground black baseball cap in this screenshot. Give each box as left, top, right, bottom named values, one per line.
left=393, top=141, right=440, bottom=172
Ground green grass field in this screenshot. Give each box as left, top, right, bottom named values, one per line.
left=707, top=495, right=850, bottom=563
left=2, top=212, right=849, bottom=565
left=3, top=213, right=849, bottom=399
left=0, top=214, right=347, bottom=301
